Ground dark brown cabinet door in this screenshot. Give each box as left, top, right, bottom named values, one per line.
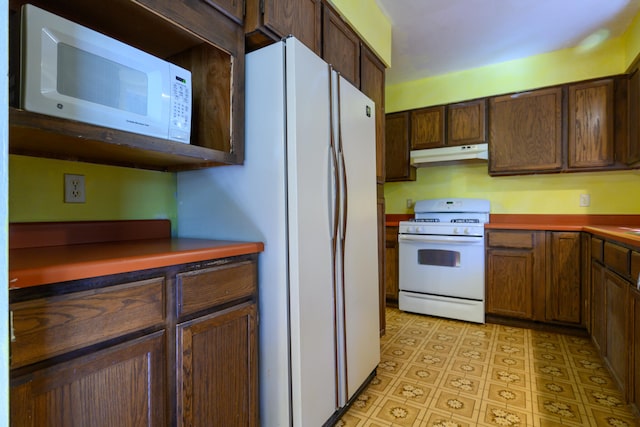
left=177, top=301, right=258, bottom=427
left=385, top=112, right=416, bottom=181
left=486, top=248, right=535, bottom=319
left=605, top=269, right=629, bottom=397
left=377, top=186, right=386, bottom=335
left=630, top=287, right=640, bottom=411
left=262, top=0, right=322, bottom=54
left=447, top=99, right=487, bottom=146
left=486, top=230, right=546, bottom=321
left=591, top=261, right=606, bottom=354
left=321, top=4, right=360, bottom=87
left=489, top=87, right=563, bottom=174
left=360, top=44, right=386, bottom=184
left=545, top=232, right=581, bottom=324
left=11, top=332, right=166, bottom=427
left=410, top=106, right=445, bottom=149
left=568, top=79, right=614, bottom=168
left=385, top=226, right=399, bottom=302
left=203, top=0, right=244, bottom=23
left=628, top=68, right=640, bottom=165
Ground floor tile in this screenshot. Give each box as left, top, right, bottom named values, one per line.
left=335, top=308, right=639, bottom=427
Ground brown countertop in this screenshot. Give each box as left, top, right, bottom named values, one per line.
left=8, top=220, right=264, bottom=290
left=9, top=238, right=264, bottom=290
left=386, top=213, right=640, bottom=247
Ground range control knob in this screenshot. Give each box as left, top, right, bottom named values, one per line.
left=464, top=228, right=471, bottom=235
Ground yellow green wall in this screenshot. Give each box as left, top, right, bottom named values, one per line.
left=385, top=13, right=640, bottom=215
left=9, top=155, right=177, bottom=232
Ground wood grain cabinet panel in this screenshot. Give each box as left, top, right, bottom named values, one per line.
left=321, top=4, right=360, bottom=87
left=177, top=302, right=258, bottom=427
left=360, top=44, right=386, bottom=184
left=486, top=230, right=546, bottom=321
left=545, top=232, right=581, bottom=324
left=385, top=226, right=399, bottom=302
left=11, top=332, right=166, bottom=427
left=410, top=106, right=445, bottom=150
left=627, top=67, right=640, bottom=165
left=604, top=241, right=630, bottom=278
left=489, top=87, right=563, bottom=174
left=568, top=79, right=615, bottom=168
left=605, top=269, right=629, bottom=397
left=630, top=287, right=640, bottom=412
left=447, top=99, right=487, bottom=146
left=203, top=0, right=244, bottom=23
left=177, top=260, right=256, bottom=318
left=246, top=0, right=322, bottom=54
left=10, top=277, right=165, bottom=369
left=385, top=112, right=416, bottom=181
left=591, top=260, right=606, bottom=354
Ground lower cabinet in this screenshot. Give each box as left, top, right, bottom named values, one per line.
left=11, top=332, right=166, bottom=427
left=630, top=287, right=640, bottom=411
left=485, top=230, right=545, bottom=320
left=177, top=302, right=257, bottom=426
left=486, top=230, right=583, bottom=325
left=590, top=235, right=640, bottom=405
left=590, top=261, right=607, bottom=353
left=10, top=254, right=259, bottom=426
left=605, top=268, right=629, bottom=397
left=385, top=225, right=399, bottom=302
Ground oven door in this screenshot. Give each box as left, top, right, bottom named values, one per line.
left=398, top=234, right=484, bottom=300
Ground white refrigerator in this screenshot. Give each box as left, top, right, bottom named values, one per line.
left=177, top=37, right=380, bottom=426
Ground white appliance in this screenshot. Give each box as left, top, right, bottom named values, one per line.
left=410, top=143, right=488, bottom=166
left=15, top=4, right=192, bottom=143
left=177, top=37, right=380, bottom=426
left=398, top=198, right=490, bottom=323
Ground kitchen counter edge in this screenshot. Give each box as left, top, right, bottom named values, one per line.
left=9, top=238, right=265, bottom=290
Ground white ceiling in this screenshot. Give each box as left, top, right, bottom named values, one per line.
left=376, top=0, right=640, bottom=85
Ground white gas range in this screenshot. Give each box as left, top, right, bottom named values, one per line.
left=398, top=198, right=490, bottom=323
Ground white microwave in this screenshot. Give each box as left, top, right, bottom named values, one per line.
left=17, top=4, right=192, bottom=143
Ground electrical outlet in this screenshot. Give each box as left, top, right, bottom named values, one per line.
left=64, top=174, right=86, bottom=203
left=579, top=194, right=590, bottom=207
left=406, top=198, right=413, bottom=209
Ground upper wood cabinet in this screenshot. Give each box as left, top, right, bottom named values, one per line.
left=568, top=79, right=615, bottom=168
left=628, top=67, right=640, bottom=165
left=447, top=99, right=488, bottom=146
left=489, top=87, right=563, bottom=175
left=204, top=0, right=245, bottom=23
left=410, top=106, right=446, bottom=149
left=360, top=44, right=386, bottom=184
left=245, top=0, right=322, bottom=54
left=322, top=4, right=360, bottom=87
left=8, top=0, right=245, bottom=171
left=385, top=112, right=416, bottom=181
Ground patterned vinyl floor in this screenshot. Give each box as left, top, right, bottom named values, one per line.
left=334, top=308, right=640, bottom=427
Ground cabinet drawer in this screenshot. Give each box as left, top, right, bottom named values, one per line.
left=604, top=242, right=630, bottom=277
left=10, top=278, right=165, bottom=369
left=386, top=226, right=399, bottom=246
left=591, top=237, right=603, bottom=261
left=487, top=231, right=534, bottom=249
left=177, top=261, right=257, bottom=317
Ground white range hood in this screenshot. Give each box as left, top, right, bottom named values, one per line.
left=410, top=143, right=488, bottom=166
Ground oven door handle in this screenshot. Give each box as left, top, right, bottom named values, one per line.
left=398, top=234, right=484, bottom=244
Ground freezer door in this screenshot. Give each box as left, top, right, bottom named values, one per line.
left=334, top=73, right=381, bottom=403
left=285, top=38, right=338, bottom=426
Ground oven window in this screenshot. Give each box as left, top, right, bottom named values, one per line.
left=417, top=249, right=460, bottom=267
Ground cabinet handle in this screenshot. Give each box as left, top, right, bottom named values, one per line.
left=10, top=310, right=16, bottom=342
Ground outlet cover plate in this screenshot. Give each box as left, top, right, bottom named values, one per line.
left=64, top=174, right=85, bottom=203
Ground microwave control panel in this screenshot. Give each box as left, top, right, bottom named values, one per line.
left=169, top=65, right=192, bottom=143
